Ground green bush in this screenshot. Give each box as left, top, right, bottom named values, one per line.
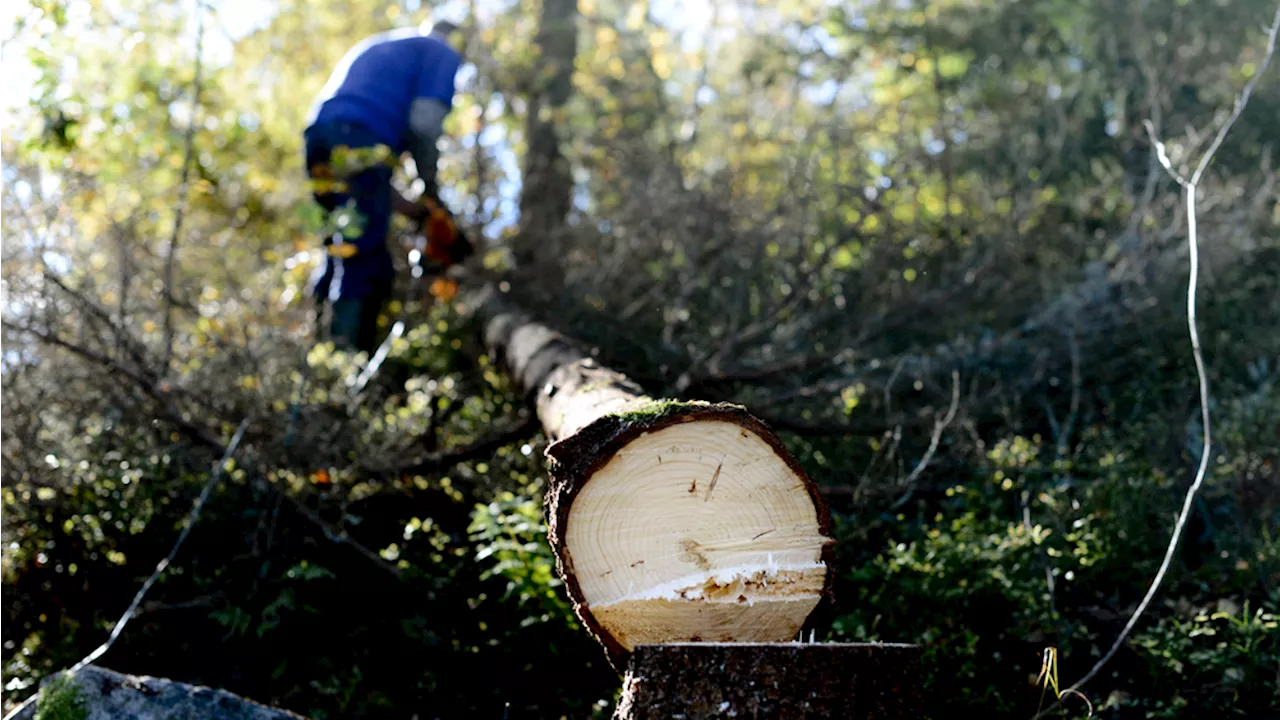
left=1122, top=604, right=1280, bottom=717
left=830, top=373, right=1280, bottom=718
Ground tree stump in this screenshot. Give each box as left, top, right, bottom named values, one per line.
left=613, top=643, right=922, bottom=720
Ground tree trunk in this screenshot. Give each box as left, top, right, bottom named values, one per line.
left=465, top=284, right=837, bottom=671
left=612, top=643, right=922, bottom=720
left=516, top=0, right=578, bottom=275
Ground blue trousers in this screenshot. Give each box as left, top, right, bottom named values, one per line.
left=303, top=121, right=396, bottom=354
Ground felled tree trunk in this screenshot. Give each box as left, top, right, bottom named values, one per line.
left=613, top=643, right=922, bottom=720
left=465, top=284, right=837, bottom=670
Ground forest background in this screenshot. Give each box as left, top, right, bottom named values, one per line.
left=2, top=0, right=1279, bottom=717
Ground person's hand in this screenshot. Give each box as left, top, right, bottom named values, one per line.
left=392, top=189, right=430, bottom=223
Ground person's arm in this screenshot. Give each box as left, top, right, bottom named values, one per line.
left=405, top=97, right=449, bottom=199
left=404, top=40, right=461, bottom=199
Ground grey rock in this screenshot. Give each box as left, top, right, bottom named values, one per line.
left=7, top=665, right=306, bottom=720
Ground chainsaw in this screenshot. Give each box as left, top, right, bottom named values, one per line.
left=350, top=194, right=474, bottom=395
left=414, top=194, right=473, bottom=300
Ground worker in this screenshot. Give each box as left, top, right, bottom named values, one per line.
left=302, top=19, right=467, bottom=355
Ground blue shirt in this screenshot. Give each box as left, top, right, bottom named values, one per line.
left=308, top=29, right=461, bottom=151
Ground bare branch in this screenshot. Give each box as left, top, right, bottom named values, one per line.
left=366, top=415, right=539, bottom=476
left=676, top=352, right=842, bottom=397
left=1189, top=9, right=1280, bottom=187
left=2, top=320, right=224, bottom=450
left=1038, top=7, right=1280, bottom=715
left=280, top=492, right=403, bottom=577
left=41, top=270, right=154, bottom=373
left=65, top=418, right=250, bottom=676
left=890, top=370, right=961, bottom=510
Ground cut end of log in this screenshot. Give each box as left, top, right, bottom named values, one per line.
left=547, top=403, right=835, bottom=668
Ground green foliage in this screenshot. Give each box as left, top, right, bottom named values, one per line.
left=830, top=353, right=1280, bottom=716
left=834, top=485, right=1063, bottom=711
left=1124, top=604, right=1280, bottom=716
left=469, top=489, right=577, bottom=628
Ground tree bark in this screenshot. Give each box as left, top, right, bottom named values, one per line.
left=464, top=284, right=837, bottom=671
left=612, top=643, right=922, bottom=720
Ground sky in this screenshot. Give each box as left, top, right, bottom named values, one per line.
left=1, top=0, right=41, bottom=127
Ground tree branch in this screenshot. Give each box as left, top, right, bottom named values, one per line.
left=41, top=270, right=154, bottom=374
left=2, top=320, right=224, bottom=450
left=366, top=415, right=539, bottom=476
left=903, top=372, right=961, bottom=484
left=280, top=492, right=403, bottom=577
